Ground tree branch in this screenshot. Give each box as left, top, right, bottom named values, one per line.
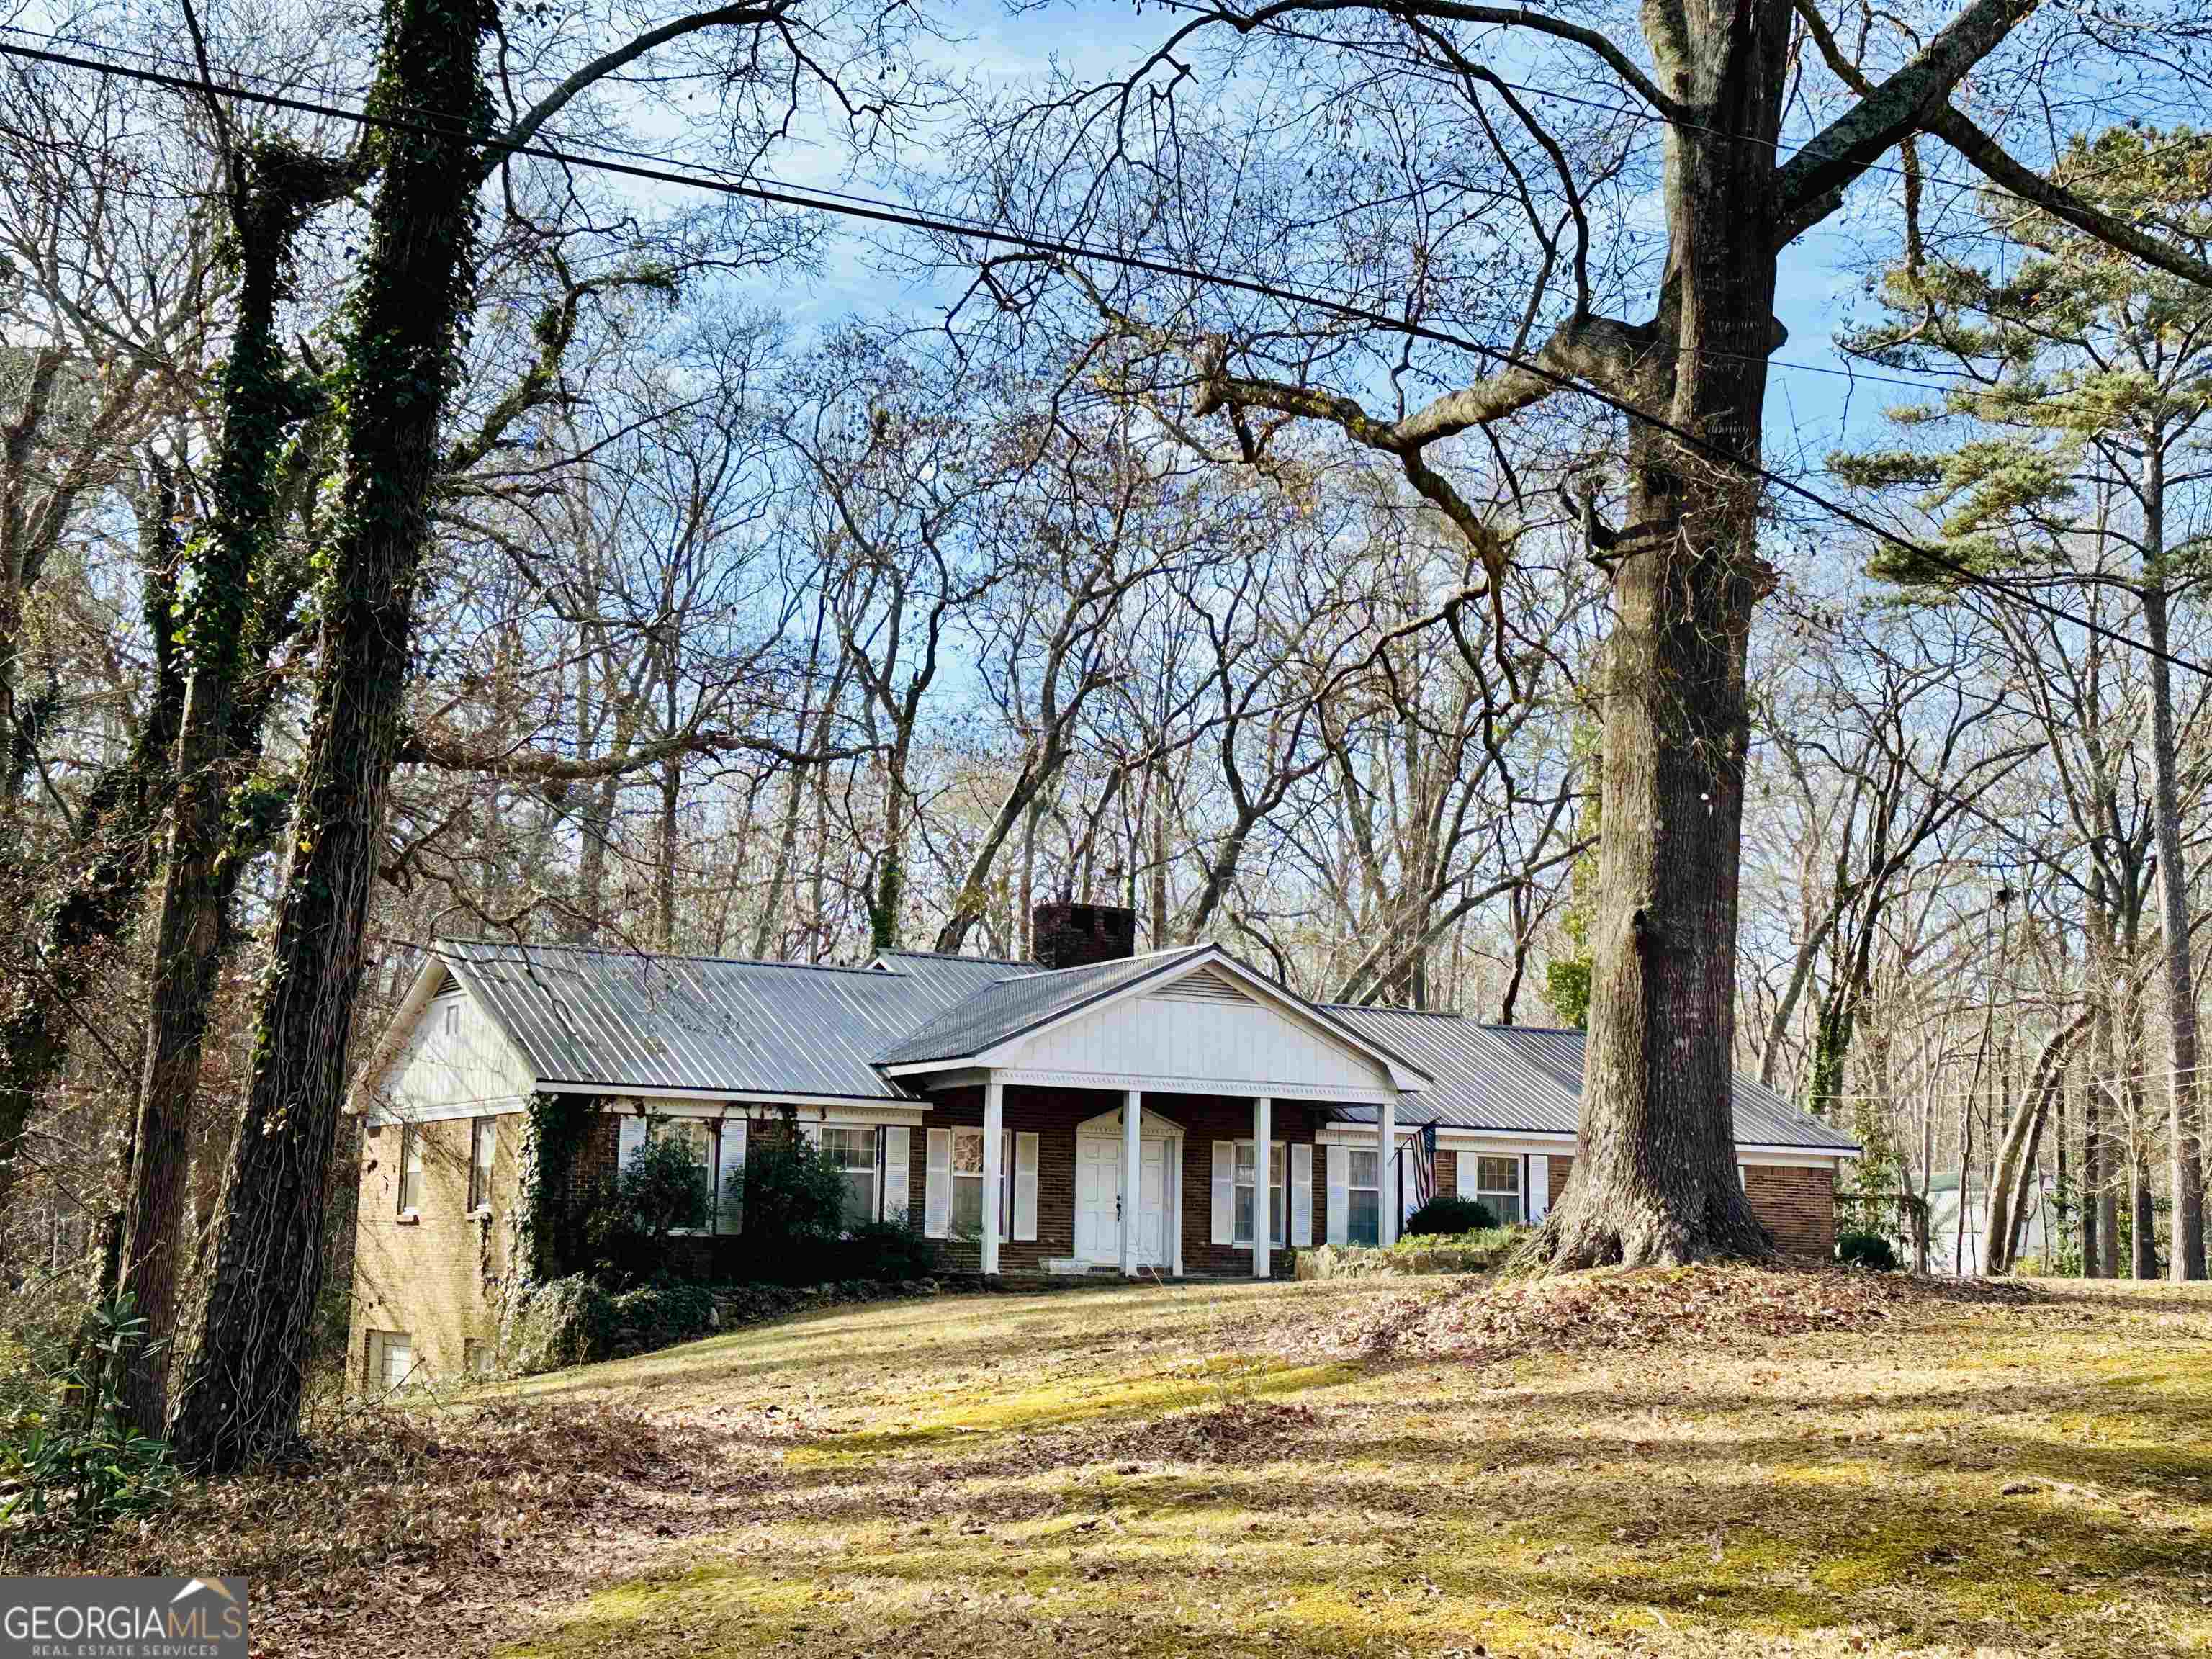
left=1927, top=107, right=2212, bottom=290
left=1771, top=0, right=2043, bottom=245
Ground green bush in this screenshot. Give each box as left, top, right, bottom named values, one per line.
left=1836, top=1231, right=1899, bottom=1272
left=822, top=1215, right=935, bottom=1282
left=0, top=1295, right=176, bottom=1533
left=1403, top=1194, right=1498, bottom=1236
left=582, top=1129, right=715, bottom=1285
left=733, top=1127, right=853, bottom=1282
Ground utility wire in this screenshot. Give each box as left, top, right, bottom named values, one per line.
left=3, top=31, right=2206, bottom=678
left=4, top=17, right=2192, bottom=408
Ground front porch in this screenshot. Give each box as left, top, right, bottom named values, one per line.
left=907, top=1082, right=1407, bottom=1282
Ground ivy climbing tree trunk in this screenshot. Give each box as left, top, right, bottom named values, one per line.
left=121, top=139, right=357, bottom=1435
left=168, top=0, right=495, bottom=1473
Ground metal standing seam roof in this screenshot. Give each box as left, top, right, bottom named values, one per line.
left=440, top=940, right=1002, bottom=1101
left=876, top=945, right=1215, bottom=1065
left=1321, top=1010, right=1861, bottom=1153
left=429, top=938, right=1857, bottom=1151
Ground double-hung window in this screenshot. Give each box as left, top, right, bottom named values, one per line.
left=950, top=1126, right=1012, bottom=1239
left=1473, top=1156, right=1524, bottom=1226
left=397, top=1123, right=425, bottom=1215
left=822, top=1125, right=879, bottom=1228
left=1346, top=1148, right=1381, bottom=1246
left=1233, top=1140, right=1287, bottom=1248
left=657, top=1119, right=715, bottom=1232
left=467, top=1118, right=496, bottom=1213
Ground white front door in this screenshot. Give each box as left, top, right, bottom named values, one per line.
left=1074, top=1133, right=1171, bottom=1267
left=1075, top=1136, right=1121, bottom=1263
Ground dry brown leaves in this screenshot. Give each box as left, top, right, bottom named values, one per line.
left=0, top=1401, right=768, bottom=1658
left=1306, top=1262, right=2049, bottom=1362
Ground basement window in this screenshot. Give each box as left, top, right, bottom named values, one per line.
left=367, top=1329, right=415, bottom=1393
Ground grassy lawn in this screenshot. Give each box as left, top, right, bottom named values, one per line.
left=490, top=1274, right=2212, bottom=1659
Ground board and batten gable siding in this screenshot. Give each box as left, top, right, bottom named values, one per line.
left=998, top=968, right=1394, bottom=1095
left=379, top=981, right=536, bottom=1117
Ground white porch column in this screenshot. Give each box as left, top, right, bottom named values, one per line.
left=1120, top=1088, right=1142, bottom=1277
left=1376, top=1097, right=1397, bottom=1247
left=1252, top=1096, right=1272, bottom=1278
left=981, top=1074, right=1004, bottom=1276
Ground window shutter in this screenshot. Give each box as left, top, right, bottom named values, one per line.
left=1527, top=1153, right=1550, bottom=1222
left=1014, top=1132, right=1039, bottom=1241
left=1210, top=1141, right=1235, bottom=1246
left=881, top=1126, right=911, bottom=1224
left=924, top=1128, right=952, bottom=1238
left=799, top=1120, right=822, bottom=1148
left=1457, top=1148, right=1480, bottom=1202
left=1290, top=1143, right=1313, bottom=1247
left=1326, top=1143, right=1349, bottom=1246
left=617, top=1112, right=647, bottom=1170
left=715, top=1118, right=747, bottom=1235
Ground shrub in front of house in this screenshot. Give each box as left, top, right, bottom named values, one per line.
left=820, top=1215, right=935, bottom=1282
left=1836, top=1231, right=1900, bottom=1272
left=730, top=1128, right=851, bottom=1282
left=582, top=1135, right=712, bottom=1285
left=1403, top=1194, right=1499, bottom=1236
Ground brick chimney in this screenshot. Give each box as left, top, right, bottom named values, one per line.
left=1031, top=902, right=1136, bottom=971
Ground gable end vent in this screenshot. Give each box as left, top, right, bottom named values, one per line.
left=1154, top=969, right=1246, bottom=1004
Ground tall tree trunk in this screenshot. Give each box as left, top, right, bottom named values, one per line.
left=122, top=142, right=353, bottom=1432
left=168, top=0, right=493, bottom=1473
left=2141, top=564, right=2207, bottom=1279
left=655, top=753, right=681, bottom=950
left=1527, top=0, right=1797, bottom=1267
left=0, top=500, right=183, bottom=1241
left=2133, top=1146, right=2159, bottom=1279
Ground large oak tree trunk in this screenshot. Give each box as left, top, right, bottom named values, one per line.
left=122, top=143, right=353, bottom=1432
left=168, top=0, right=493, bottom=1473
left=1532, top=6, right=1786, bottom=1267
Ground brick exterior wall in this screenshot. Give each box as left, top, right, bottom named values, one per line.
left=349, top=1113, right=522, bottom=1383
left=1538, top=1154, right=1835, bottom=1255
left=1742, top=1163, right=1836, bottom=1257
left=1432, top=1147, right=1457, bottom=1210
left=1550, top=1154, right=1573, bottom=1207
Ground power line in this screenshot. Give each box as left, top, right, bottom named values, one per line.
left=2, top=31, right=2205, bottom=680
left=0, top=17, right=2180, bottom=410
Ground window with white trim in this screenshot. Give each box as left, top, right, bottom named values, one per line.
left=467, top=1117, right=496, bottom=1213
left=367, top=1328, right=414, bottom=1392
left=654, top=1118, right=715, bottom=1232
left=1473, top=1155, right=1523, bottom=1225
left=950, top=1126, right=1011, bottom=1238
left=1233, top=1140, right=1287, bottom=1248
left=1346, top=1147, right=1381, bottom=1246
left=822, top=1125, right=879, bottom=1228
left=397, top=1124, right=424, bottom=1215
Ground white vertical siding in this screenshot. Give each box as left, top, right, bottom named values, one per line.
left=1004, top=983, right=1389, bottom=1092
left=382, top=987, right=534, bottom=1114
